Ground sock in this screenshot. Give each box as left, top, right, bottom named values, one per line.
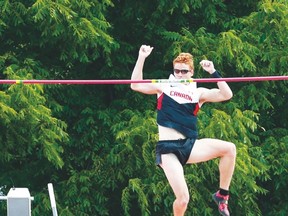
left=219, top=188, right=229, bottom=196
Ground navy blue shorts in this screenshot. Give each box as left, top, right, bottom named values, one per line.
left=156, top=138, right=196, bottom=166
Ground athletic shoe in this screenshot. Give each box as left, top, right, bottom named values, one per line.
left=212, top=191, right=230, bottom=216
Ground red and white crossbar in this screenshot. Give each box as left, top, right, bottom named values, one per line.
left=0, top=76, right=287, bottom=85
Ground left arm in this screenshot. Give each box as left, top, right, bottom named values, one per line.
left=198, top=60, right=233, bottom=104
left=130, top=45, right=162, bottom=95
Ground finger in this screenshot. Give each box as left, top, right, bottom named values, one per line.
left=146, top=47, right=154, bottom=53
left=141, top=45, right=153, bottom=52
left=200, top=60, right=211, bottom=67
left=140, top=45, right=146, bottom=52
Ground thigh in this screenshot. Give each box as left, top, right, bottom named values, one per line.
left=186, top=138, right=234, bottom=164
left=160, top=154, right=189, bottom=197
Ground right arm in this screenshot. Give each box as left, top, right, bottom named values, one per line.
left=198, top=60, right=233, bottom=105
left=130, top=45, right=162, bottom=94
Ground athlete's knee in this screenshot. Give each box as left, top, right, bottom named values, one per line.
left=175, top=194, right=190, bottom=208
left=226, top=142, right=236, bottom=158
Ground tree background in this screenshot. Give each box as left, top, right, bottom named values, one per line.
left=0, top=0, right=287, bottom=215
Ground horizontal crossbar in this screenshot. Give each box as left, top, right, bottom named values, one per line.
left=1, top=76, right=287, bottom=85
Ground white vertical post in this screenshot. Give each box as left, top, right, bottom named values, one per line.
left=48, top=183, right=58, bottom=216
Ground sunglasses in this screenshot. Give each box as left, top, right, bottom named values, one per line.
left=173, top=69, right=191, bottom=74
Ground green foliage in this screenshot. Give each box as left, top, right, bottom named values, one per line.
left=259, top=130, right=288, bottom=215
left=0, top=55, right=68, bottom=167
left=29, top=0, right=118, bottom=64
left=0, top=0, right=287, bottom=215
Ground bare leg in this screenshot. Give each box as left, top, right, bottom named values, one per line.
left=187, top=138, right=236, bottom=189
left=160, top=153, right=189, bottom=216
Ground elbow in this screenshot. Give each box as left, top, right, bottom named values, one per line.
left=221, top=90, right=233, bottom=101
left=226, top=91, right=233, bottom=100
left=131, top=83, right=141, bottom=92
left=130, top=83, right=137, bottom=91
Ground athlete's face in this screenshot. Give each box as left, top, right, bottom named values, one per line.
left=173, top=63, right=193, bottom=79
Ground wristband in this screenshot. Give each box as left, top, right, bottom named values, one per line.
left=211, top=71, right=222, bottom=78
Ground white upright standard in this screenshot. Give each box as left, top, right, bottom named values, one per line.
left=7, top=188, right=34, bottom=216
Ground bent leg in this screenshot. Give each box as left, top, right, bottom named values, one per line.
left=186, top=138, right=236, bottom=190
left=160, top=153, right=190, bottom=216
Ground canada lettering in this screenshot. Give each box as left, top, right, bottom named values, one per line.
left=170, top=91, right=193, bottom=101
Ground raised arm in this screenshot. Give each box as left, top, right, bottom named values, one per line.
left=130, top=45, right=161, bottom=95
left=198, top=60, right=233, bottom=104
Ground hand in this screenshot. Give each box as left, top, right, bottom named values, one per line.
left=200, top=60, right=216, bottom=74
left=139, top=45, right=154, bottom=58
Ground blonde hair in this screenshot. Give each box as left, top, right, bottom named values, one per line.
left=173, top=53, right=194, bottom=70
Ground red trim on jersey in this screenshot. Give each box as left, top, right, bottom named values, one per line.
left=193, top=103, right=200, bottom=116
left=157, top=94, right=164, bottom=110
